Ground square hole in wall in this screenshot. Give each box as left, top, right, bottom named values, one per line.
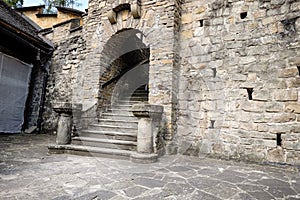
left=240, top=12, right=247, bottom=19
left=199, top=19, right=204, bottom=27
left=246, top=88, right=253, bottom=100
left=277, top=133, right=282, bottom=146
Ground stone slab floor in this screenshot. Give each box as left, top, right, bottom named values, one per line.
left=0, top=134, right=299, bottom=200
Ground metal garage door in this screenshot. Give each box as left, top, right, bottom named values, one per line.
left=0, top=52, right=32, bottom=133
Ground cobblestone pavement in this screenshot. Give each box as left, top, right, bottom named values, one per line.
left=0, top=134, right=299, bottom=200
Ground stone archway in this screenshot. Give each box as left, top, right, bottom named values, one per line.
left=97, top=28, right=150, bottom=114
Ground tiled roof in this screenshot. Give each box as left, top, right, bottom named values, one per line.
left=0, top=0, right=52, bottom=49
left=56, top=6, right=85, bottom=15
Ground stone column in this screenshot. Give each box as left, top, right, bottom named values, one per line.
left=131, top=103, right=163, bottom=163
left=72, top=104, right=83, bottom=137
left=137, top=117, right=154, bottom=153
left=53, top=102, right=82, bottom=145
left=56, top=112, right=72, bottom=145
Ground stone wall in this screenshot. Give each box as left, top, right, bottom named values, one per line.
left=43, top=0, right=300, bottom=165
left=176, top=0, right=300, bottom=165
left=25, top=65, right=44, bottom=129
left=80, top=0, right=182, bottom=136
left=42, top=19, right=86, bottom=132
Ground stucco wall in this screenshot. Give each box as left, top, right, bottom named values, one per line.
left=20, top=9, right=82, bottom=29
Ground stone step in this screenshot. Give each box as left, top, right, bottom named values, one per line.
left=49, top=144, right=132, bottom=160
left=101, top=113, right=137, bottom=121
left=111, top=104, right=133, bottom=110
left=131, top=92, right=148, bottom=95
left=79, top=130, right=137, bottom=141
left=97, top=119, right=138, bottom=127
left=124, top=92, right=148, bottom=96
left=88, top=124, right=138, bottom=133
left=72, top=137, right=137, bottom=151
left=117, top=100, right=144, bottom=105
left=109, top=109, right=134, bottom=115
left=125, top=97, right=148, bottom=101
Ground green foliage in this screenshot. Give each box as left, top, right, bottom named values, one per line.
left=3, top=0, right=23, bottom=8
left=43, top=0, right=82, bottom=13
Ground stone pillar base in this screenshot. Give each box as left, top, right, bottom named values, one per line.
left=56, top=113, right=72, bottom=145
left=53, top=102, right=82, bottom=145
left=130, top=152, right=158, bottom=164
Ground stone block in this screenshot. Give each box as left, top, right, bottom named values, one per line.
left=286, top=151, right=300, bottom=165
left=239, top=56, right=257, bottom=65
left=288, top=57, right=300, bottom=66
left=252, top=113, right=269, bottom=123
left=282, top=141, right=300, bottom=150
left=195, top=6, right=207, bottom=14
left=291, top=124, right=300, bottom=133
left=252, top=90, right=270, bottom=101
left=268, top=124, right=292, bottom=134
left=194, top=27, right=204, bottom=37
left=240, top=122, right=257, bottom=131
left=241, top=101, right=265, bottom=113
left=278, top=68, right=299, bottom=78
left=271, top=0, right=285, bottom=5
left=273, top=113, right=296, bottom=123
left=262, top=17, right=275, bottom=25
left=257, top=124, right=269, bottom=132
left=286, top=78, right=300, bottom=88
left=266, top=102, right=283, bottom=113
left=285, top=103, right=300, bottom=114
left=182, top=13, right=193, bottom=24
left=266, top=147, right=285, bottom=163
left=291, top=2, right=300, bottom=12
left=232, top=74, right=247, bottom=81
left=181, top=30, right=193, bottom=40
left=273, top=89, right=298, bottom=101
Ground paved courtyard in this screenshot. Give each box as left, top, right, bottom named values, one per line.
left=0, top=134, right=299, bottom=200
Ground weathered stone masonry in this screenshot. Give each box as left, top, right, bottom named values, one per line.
left=177, top=0, right=300, bottom=165
left=42, top=19, right=87, bottom=131
left=44, top=0, right=300, bottom=165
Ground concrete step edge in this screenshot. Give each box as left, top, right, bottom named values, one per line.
left=49, top=144, right=133, bottom=156
left=73, top=137, right=137, bottom=145
left=102, top=113, right=135, bottom=117
left=80, top=130, right=137, bottom=137
left=98, top=119, right=138, bottom=123
left=89, top=124, right=137, bottom=129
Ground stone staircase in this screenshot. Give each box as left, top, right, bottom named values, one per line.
left=50, top=86, right=149, bottom=160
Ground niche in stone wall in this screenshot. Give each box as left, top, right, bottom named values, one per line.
left=280, top=18, right=297, bottom=39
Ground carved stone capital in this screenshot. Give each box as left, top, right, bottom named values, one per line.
left=132, top=103, right=163, bottom=120
left=108, top=2, right=141, bottom=24
left=53, top=102, right=82, bottom=115
left=131, top=4, right=141, bottom=19
left=108, top=10, right=117, bottom=24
